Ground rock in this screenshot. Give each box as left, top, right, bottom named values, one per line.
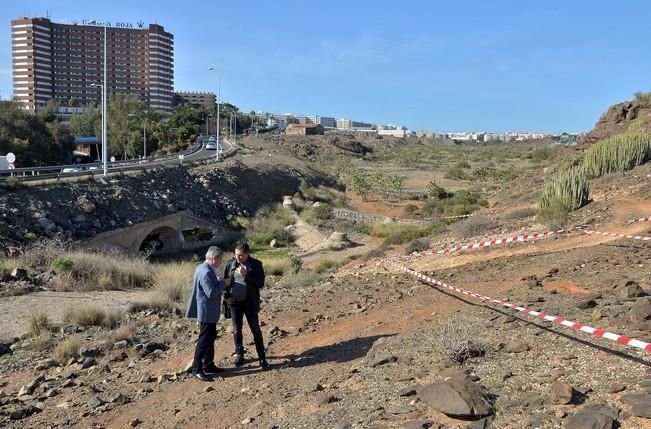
left=418, top=375, right=493, bottom=418
left=81, top=346, right=103, bottom=357
left=204, top=386, right=214, bottom=393
left=398, top=386, right=418, bottom=397
left=550, top=381, right=574, bottom=405
left=45, top=388, right=58, bottom=398
left=503, top=341, right=530, bottom=353
left=369, top=353, right=397, bottom=367
left=334, top=422, right=352, bottom=429
left=564, top=412, right=614, bottom=429
left=620, top=281, right=645, bottom=299
left=183, top=360, right=194, bottom=373
left=81, top=357, right=96, bottom=369
left=81, top=202, right=96, bottom=214
left=139, top=342, right=168, bottom=357
left=108, top=393, right=130, bottom=405
left=0, top=390, right=5, bottom=399
left=609, top=383, right=626, bottom=393
left=34, top=358, right=57, bottom=370
left=556, top=410, right=567, bottom=418
left=269, top=239, right=278, bottom=248
left=9, top=405, right=41, bottom=420
left=10, top=267, right=28, bottom=280
left=386, top=406, right=415, bottom=414
left=576, top=299, right=597, bottom=309
left=403, top=421, right=434, bottom=429
left=313, top=393, right=339, bottom=406
left=630, top=298, right=651, bottom=323
left=87, top=396, right=106, bottom=408
left=113, top=340, right=128, bottom=349
left=130, top=418, right=143, bottom=427
left=73, top=214, right=87, bottom=223
left=56, top=401, right=72, bottom=409
left=0, top=343, right=12, bottom=356
left=241, top=417, right=254, bottom=425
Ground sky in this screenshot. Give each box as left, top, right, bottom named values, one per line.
left=1, top=0, right=651, bottom=133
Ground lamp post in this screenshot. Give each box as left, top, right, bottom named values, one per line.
left=208, top=67, right=220, bottom=162
left=90, top=82, right=106, bottom=174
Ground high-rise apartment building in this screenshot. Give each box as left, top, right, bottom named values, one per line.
left=11, top=17, right=174, bottom=112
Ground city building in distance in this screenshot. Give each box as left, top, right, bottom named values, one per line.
left=173, top=91, right=216, bottom=110
left=11, top=17, right=174, bottom=113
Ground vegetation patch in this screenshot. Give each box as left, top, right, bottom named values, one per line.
left=583, top=133, right=651, bottom=178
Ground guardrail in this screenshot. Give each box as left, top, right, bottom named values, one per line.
left=0, top=138, right=206, bottom=182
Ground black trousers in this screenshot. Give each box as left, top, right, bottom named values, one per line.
left=192, top=322, right=216, bottom=373
left=230, top=300, right=265, bottom=360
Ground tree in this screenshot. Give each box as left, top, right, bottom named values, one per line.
left=108, top=94, right=147, bottom=159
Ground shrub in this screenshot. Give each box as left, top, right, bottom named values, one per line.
left=64, top=304, right=107, bottom=327
left=315, top=259, right=344, bottom=274
left=248, top=204, right=294, bottom=247
left=539, top=165, right=589, bottom=211
left=26, top=310, right=50, bottom=337
left=53, top=336, right=81, bottom=365
left=104, top=309, right=124, bottom=329
left=0, top=177, right=25, bottom=191
left=352, top=222, right=371, bottom=235
left=404, top=238, right=431, bottom=255
left=537, top=200, right=571, bottom=230
left=426, top=181, right=448, bottom=200
left=444, top=166, right=467, bottom=180
left=24, top=232, right=38, bottom=241
left=262, top=257, right=297, bottom=276
left=312, top=203, right=333, bottom=220
left=110, top=322, right=137, bottom=343
left=449, top=216, right=495, bottom=238
left=30, top=333, right=53, bottom=352
left=500, top=207, right=537, bottom=221
left=403, top=204, right=419, bottom=217
left=279, top=269, right=321, bottom=288
left=154, top=261, right=193, bottom=304
left=433, top=316, right=485, bottom=364
left=51, top=256, right=74, bottom=272
left=583, top=133, right=651, bottom=178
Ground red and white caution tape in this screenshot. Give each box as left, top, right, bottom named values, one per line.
left=409, top=229, right=568, bottom=258
left=582, top=230, right=651, bottom=241
left=627, top=216, right=651, bottom=224
left=385, top=259, right=651, bottom=353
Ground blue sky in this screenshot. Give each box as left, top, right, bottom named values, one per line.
left=1, top=0, right=650, bottom=133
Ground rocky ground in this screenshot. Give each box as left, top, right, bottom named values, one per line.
left=1, top=142, right=651, bottom=428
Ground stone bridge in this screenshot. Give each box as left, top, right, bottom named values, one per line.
left=84, top=211, right=234, bottom=255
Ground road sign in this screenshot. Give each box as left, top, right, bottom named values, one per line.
left=8, top=163, right=15, bottom=169
left=110, top=156, right=116, bottom=162
left=178, top=154, right=185, bottom=160
left=6, top=152, right=15, bottom=163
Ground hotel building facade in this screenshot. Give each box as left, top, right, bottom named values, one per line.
left=11, top=17, right=174, bottom=112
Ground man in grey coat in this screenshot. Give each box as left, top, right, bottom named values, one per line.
left=185, top=246, right=228, bottom=381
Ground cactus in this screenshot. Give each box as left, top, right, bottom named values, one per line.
left=539, top=165, right=589, bottom=211
left=583, top=133, right=651, bottom=178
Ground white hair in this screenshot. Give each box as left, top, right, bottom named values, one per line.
left=205, top=246, right=223, bottom=260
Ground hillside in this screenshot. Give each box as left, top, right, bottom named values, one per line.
left=581, top=94, right=651, bottom=146
left=1, top=131, right=651, bottom=428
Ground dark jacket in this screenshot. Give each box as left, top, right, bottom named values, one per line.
left=222, top=256, right=265, bottom=313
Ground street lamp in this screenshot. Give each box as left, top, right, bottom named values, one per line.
left=88, top=21, right=108, bottom=176
left=90, top=82, right=107, bottom=174
left=208, top=67, right=220, bottom=162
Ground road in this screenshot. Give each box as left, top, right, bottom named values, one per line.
left=1, top=136, right=235, bottom=182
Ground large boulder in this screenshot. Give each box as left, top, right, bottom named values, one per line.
left=418, top=375, right=493, bottom=418
left=630, top=297, right=651, bottom=323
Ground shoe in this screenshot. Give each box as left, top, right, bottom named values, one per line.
left=192, top=371, right=209, bottom=381
left=233, top=354, right=245, bottom=367
left=259, top=360, right=271, bottom=371
left=203, top=364, right=225, bottom=374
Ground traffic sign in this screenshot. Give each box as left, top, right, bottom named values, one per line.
left=110, top=156, right=116, bottom=162
left=6, top=152, right=15, bottom=163
left=8, top=163, right=15, bottom=169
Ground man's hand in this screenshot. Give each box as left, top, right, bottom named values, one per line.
left=225, top=297, right=236, bottom=305
left=236, top=265, right=248, bottom=277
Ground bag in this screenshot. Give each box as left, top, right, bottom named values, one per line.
left=222, top=300, right=231, bottom=319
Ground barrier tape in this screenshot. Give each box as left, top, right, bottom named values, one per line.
left=583, top=230, right=651, bottom=241
left=385, top=259, right=651, bottom=353
left=408, top=229, right=569, bottom=258
left=628, top=216, right=651, bottom=224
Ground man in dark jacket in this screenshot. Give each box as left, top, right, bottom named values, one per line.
left=185, top=246, right=227, bottom=381
left=223, top=242, right=270, bottom=371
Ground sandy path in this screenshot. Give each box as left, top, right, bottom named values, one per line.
left=0, top=289, right=153, bottom=340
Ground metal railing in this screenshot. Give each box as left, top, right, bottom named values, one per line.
left=0, top=137, right=215, bottom=182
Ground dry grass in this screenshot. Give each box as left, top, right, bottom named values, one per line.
left=52, top=271, right=75, bottom=292
left=432, top=316, right=485, bottom=364
left=26, top=310, right=50, bottom=337
left=63, top=304, right=124, bottom=328
left=279, top=269, right=321, bottom=288
left=449, top=215, right=495, bottom=239
left=30, top=332, right=54, bottom=352
left=109, top=322, right=137, bottom=344
left=500, top=207, right=537, bottom=221
left=259, top=256, right=297, bottom=277
left=153, top=261, right=193, bottom=305
left=53, top=336, right=81, bottom=365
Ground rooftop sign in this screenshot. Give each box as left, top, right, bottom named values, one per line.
left=77, top=19, right=146, bottom=29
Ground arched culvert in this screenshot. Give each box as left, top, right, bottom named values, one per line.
left=138, top=226, right=183, bottom=255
